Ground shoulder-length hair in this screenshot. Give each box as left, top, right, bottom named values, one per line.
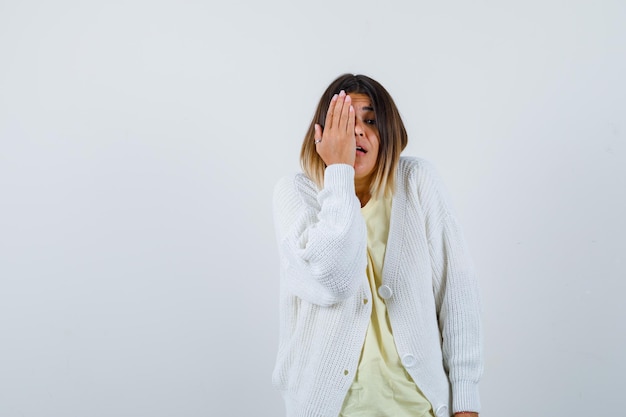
left=300, top=74, right=408, bottom=199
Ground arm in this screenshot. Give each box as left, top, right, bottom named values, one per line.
left=435, top=213, right=482, bottom=413
left=419, top=163, right=483, bottom=414
left=272, top=91, right=367, bottom=306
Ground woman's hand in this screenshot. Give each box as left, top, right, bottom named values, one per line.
left=314, top=90, right=356, bottom=167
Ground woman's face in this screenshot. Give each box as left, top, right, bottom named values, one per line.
left=349, top=93, right=380, bottom=183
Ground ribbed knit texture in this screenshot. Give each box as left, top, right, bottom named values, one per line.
left=272, top=158, right=483, bottom=417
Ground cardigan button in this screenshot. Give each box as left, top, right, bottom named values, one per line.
left=434, top=405, right=449, bottom=417
left=401, top=353, right=416, bottom=367
left=377, top=285, right=393, bottom=299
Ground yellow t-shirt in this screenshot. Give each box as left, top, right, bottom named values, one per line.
left=339, top=196, right=434, bottom=417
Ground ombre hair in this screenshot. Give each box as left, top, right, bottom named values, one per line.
left=300, top=74, right=408, bottom=199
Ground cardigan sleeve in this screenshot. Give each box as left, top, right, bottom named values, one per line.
left=418, top=162, right=483, bottom=414
left=272, top=164, right=367, bottom=306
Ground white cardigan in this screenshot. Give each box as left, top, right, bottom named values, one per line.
left=272, top=157, right=483, bottom=417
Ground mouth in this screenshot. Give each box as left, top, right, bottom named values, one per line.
left=356, top=146, right=367, bottom=154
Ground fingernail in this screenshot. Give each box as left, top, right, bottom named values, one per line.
left=332, top=94, right=338, bottom=101
left=339, top=90, right=345, bottom=97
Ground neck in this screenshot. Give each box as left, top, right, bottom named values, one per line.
left=355, top=178, right=372, bottom=207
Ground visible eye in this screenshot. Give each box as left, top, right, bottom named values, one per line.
left=365, top=119, right=376, bottom=125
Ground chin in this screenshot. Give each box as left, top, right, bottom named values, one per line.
left=354, top=167, right=375, bottom=181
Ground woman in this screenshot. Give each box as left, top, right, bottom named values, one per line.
left=272, top=74, right=482, bottom=417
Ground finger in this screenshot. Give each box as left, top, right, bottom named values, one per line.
left=314, top=124, right=322, bottom=143
left=331, top=90, right=346, bottom=129
left=339, top=94, right=352, bottom=132
left=325, top=93, right=338, bottom=130
left=346, top=105, right=355, bottom=136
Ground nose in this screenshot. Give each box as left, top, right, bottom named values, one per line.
left=354, top=122, right=364, bottom=137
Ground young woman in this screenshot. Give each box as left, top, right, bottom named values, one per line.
left=272, top=74, right=483, bottom=417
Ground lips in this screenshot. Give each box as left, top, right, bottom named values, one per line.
left=356, top=146, right=367, bottom=154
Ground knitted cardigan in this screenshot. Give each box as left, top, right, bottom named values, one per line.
left=272, top=157, right=483, bottom=417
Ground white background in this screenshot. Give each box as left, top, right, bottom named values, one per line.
left=1, top=1, right=624, bottom=416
